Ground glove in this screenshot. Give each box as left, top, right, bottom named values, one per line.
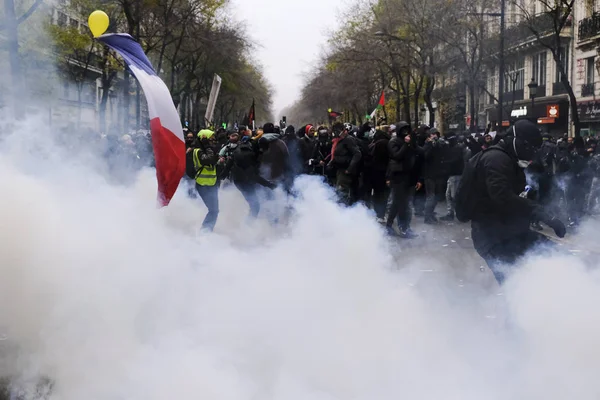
left=545, top=217, right=566, bottom=238
left=532, top=207, right=566, bottom=238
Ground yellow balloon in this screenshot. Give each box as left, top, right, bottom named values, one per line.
left=88, top=10, right=109, bottom=38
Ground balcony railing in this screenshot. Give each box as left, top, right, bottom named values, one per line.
left=579, top=13, right=600, bottom=42
left=553, top=81, right=568, bottom=95
left=505, top=89, right=524, bottom=103
left=582, top=83, right=595, bottom=97
left=483, top=14, right=556, bottom=52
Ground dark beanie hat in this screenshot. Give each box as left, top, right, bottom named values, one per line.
left=263, top=122, right=275, bottom=134
left=511, top=120, right=542, bottom=147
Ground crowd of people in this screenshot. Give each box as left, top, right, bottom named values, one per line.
left=183, top=120, right=595, bottom=237
left=84, top=118, right=600, bottom=284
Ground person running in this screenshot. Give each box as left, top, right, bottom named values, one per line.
left=188, top=129, right=220, bottom=232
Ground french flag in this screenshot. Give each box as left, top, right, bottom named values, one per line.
left=98, top=33, right=185, bottom=207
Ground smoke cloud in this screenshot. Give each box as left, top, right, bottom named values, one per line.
left=1, top=118, right=600, bottom=399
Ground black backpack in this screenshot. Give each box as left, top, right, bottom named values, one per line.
left=232, top=140, right=256, bottom=169
left=455, top=147, right=505, bottom=223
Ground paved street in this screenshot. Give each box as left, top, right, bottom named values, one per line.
left=385, top=204, right=600, bottom=297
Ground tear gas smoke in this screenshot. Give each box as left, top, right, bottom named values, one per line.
left=1, top=118, right=600, bottom=399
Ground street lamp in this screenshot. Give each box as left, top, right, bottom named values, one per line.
left=528, top=77, right=538, bottom=120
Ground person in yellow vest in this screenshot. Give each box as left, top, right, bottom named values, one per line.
left=187, top=129, right=219, bottom=232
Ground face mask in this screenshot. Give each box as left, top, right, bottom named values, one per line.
left=512, top=134, right=532, bottom=169
left=517, top=160, right=532, bottom=169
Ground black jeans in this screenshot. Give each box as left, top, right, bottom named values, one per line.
left=371, top=171, right=388, bottom=219
left=195, top=184, right=219, bottom=231
left=236, top=182, right=260, bottom=218
left=424, top=177, right=447, bottom=218
left=480, top=231, right=554, bottom=285
left=386, top=180, right=413, bottom=231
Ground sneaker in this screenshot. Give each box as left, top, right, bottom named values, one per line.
left=385, top=226, right=399, bottom=236
left=424, top=216, right=439, bottom=225
left=376, top=217, right=386, bottom=224
left=400, top=228, right=419, bottom=239
left=440, top=213, right=455, bottom=222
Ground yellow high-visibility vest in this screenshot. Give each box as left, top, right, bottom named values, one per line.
left=192, top=149, right=217, bottom=186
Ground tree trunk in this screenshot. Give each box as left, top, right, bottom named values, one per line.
left=123, top=70, right=131, bottom=133
left=4, top=0, right=22, bottom=118
left=77, top=82, right=83, bottom=130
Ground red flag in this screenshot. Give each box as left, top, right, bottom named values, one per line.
left=248, top=99, right=255, bottom=127
left=377, top=91, right=385, bottom=108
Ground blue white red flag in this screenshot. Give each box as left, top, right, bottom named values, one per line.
left=98, top=33, right=185, bottom=207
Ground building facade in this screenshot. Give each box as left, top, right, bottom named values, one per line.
left=465, top=0, right=587, bottom=136
left=574, top=0, right=600, bottom=136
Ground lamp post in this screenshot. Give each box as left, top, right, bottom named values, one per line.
left=528, top=77, right=538, bottom=123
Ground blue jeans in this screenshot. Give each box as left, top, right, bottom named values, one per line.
left=195, top=184, right=219, bottom=231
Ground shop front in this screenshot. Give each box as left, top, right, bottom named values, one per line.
left=577, top=100, right=600, bottom=137
left=486, top=99, right=569, bottom=136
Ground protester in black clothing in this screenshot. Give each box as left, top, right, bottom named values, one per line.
left=329, top=122, right=362, bottom=205
left=258, top=134, right=290, bottom=185
left=386, top=122, right=421, bottom=238
left=422, top=128, right=449, bottom=224
left=310, top=126, right=333, bottom=180
left=440, top=132, right=470, bottom=221
left=566, top=136, right=591, bottom=226
left=283, top=125, right=304, bottom=178
left=224, top=136, right=276, bottom=218
left=370, top=129, right=391, bottom=221
left=297, top=125, right=315, bottom=174
left=467, top=120, right=566, bottom=284
left=355, top=123, right=373, bottom=204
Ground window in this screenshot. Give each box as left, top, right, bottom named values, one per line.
left=509, top=2, right=516, bottom=25
left=57, top=11, right=67, bottom=27
left=487, top=73, right=496, bottom=103
left=69, top=18, right=79, bottom=29
left=555, top=47, right=569, bottom=82
left=585, top=0, right=595, bottom=17
left=587, top=57, right=595, bottom=84
left=505, top=57, right=525, bottom=92
left=532, top=52, right=547, bottom=86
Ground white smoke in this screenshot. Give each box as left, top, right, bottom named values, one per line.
left=1, top=118, right=600, bottom=399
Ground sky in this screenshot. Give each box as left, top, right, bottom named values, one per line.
left=232, top=0, right=344, bottom=119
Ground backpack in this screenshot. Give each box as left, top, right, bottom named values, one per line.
left=455, top=147, right=505, bottom=223
left=232, top=140, right=256, bottom=169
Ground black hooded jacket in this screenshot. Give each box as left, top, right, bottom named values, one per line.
left=470, top=140, right=541, bottom=255
left=422, top=138, right=449, bottom=179
left=370, top=131, right=390, bottom=173
left=332, top=135, right=362, bottom=174
left=387, top=134, right=423, bottom=184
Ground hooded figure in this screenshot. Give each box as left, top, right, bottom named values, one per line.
left=369, top=129, right=391, bottom=221
left=468, top=119, right=566, bottom=284
left=258, top=134, right=290, bottom=183
left=385, top=122, right=421, bottom=238
left=296, top=125, right=315, bottom=173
